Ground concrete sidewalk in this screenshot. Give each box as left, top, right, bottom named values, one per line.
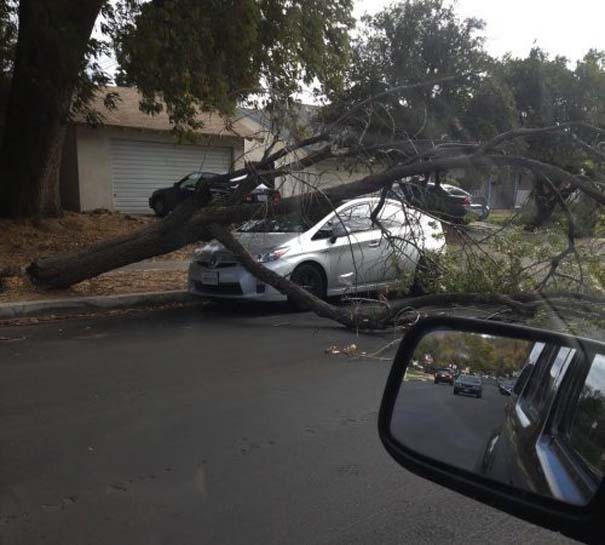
left=0, top=290, right=199, bottom=320
left=117, top=260, right=190, bottom=272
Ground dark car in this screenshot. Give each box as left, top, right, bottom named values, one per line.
left=149, top=172, right=281, bottom=217
left=149, top=171, right=218, bottom=217
left=498, top=378, right=515, bottom=396
left=453, top=374, right=483, bottom=398
left=478, top=341, right=605, bottom=506
left=393, top=180, right=490, bottom=222
left=434, top=368, right=455, bottom=385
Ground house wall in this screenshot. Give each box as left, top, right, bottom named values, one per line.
left=278, top=157, right=387, bottom=199
left=243, top=136, right=382, bottom=199
left=59, top=126, right=80, bottom=211
left=66, top=125, right=246, bottom=212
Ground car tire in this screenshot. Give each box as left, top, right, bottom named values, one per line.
left=152, top=197, right=168, bottom=217
left=288, top=263, right=327, bottom=309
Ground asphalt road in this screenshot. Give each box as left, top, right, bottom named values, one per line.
left=392, top=381, right=507, bottom=472
left=0, top=305, right=577, bottom=545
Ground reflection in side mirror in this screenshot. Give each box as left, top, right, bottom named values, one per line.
left=384, top=320, right=605, bottom=508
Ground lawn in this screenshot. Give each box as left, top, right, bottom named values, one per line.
left=485, top=209, right=517, bottom=226
left=0, top=210, right=194, bottom=303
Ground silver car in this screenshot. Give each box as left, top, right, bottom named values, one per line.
left=188, top=197, right=445, bottom=302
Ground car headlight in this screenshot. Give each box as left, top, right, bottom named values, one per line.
left=257, top=247, right=290, bottom=264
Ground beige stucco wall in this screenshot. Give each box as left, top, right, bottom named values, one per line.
left=243, top=132, right=384, bottom=199
left=277, top=157, right=384, bottom=198
left=70, top=125, right=246, bottom=212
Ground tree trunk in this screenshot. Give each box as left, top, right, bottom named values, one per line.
left=0, top=0, right=104, bottom=218
left=27, top=195, right=212, bottom=288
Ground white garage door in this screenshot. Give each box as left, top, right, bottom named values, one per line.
left=110, top=139, right=233, bottom=213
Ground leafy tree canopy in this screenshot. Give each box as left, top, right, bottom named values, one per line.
left=325, top=0, right=490, bottom=139
left=109, top=0, right=354, bottom=128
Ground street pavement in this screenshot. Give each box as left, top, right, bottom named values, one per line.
left=0, top=305, right=577, bottom=545
left=392, top=380, right=507, bottom=472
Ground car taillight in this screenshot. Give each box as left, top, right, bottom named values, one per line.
left=463, top=197, right=471, bottom=206
left=244, top=193, right=253, bottom=202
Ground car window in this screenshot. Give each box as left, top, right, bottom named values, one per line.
left=520, top=345, right=576, bottom=421
left=239, top=211, right=316, bottom=233
left=513, top=342, right=545, bottom=395
left=459, top=375, right=480, bottom=384
left=378, top=203, right=406, bottom=230
left=566, top=354, right=605, bottom=477
left=346, top=203, right=374, bottom=233
left=179, top=173, right=201, bottom=189
left=324, top=203, right=375, bottom=235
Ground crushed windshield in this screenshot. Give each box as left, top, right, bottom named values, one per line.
left=238, top=212, right=316, bottom=233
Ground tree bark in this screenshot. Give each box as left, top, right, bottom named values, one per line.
left=0, top=0, right=104, bottom=218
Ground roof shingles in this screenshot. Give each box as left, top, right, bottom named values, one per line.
left=73, top=86, right=258, bottom=139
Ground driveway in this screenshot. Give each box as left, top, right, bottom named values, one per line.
left=0, top=306, right=576, bottom=544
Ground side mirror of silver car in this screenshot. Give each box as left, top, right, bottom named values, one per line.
left=379, top=316, right=605, bottom=545
left=329, top=224, right=349, bottom=244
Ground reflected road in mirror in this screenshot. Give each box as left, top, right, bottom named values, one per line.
left=392, top=376, right=508, bottom=473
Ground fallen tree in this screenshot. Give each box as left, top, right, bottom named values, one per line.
left=18, top=93, right=605, bottom=331
left=27, top=122, right=605, bottom=284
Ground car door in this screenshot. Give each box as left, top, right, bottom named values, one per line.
left=325, top=202, right=385, bottom=292
left=368, top=202, right=418, bottom=285
left=175, top=173, right=201, bottom=205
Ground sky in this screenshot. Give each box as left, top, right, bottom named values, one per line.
left=355, top=0, right=605, bottom=64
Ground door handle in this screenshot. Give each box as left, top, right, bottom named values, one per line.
left=368, top=240, right=381, bottom=248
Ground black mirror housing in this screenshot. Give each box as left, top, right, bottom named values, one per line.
left=379, top=316, right=605, bottom=545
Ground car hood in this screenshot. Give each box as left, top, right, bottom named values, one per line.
left=198, top=232, right=300, bottom=257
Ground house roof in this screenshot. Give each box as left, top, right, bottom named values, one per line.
left=73, top=86, right=260, bottom=139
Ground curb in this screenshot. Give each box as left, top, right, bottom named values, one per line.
left=0, top=290, right=199, bottom=320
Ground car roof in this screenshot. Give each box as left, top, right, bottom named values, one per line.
left=185, top=171, right=220, bottom=178
left=338, top=196, right=409, bottom=211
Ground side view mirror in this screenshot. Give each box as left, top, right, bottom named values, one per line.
left=329, top=224, right=349, bottom=244
left=379, top=316, right=605, bottom=545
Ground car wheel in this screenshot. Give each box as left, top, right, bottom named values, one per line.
left=152, top=197, right=168, bottom=217
left=289, top=263, right=327, bottom=309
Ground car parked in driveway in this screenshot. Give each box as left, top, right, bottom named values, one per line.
left=393, top=180, right=490, bottom=221
left=498, top=377, right=515, bottom=395
left=188, top=197, right=445, bottom=302
left=453, top=374, right=483, bottom=398
left=149, top=172, right=280, bottom=217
